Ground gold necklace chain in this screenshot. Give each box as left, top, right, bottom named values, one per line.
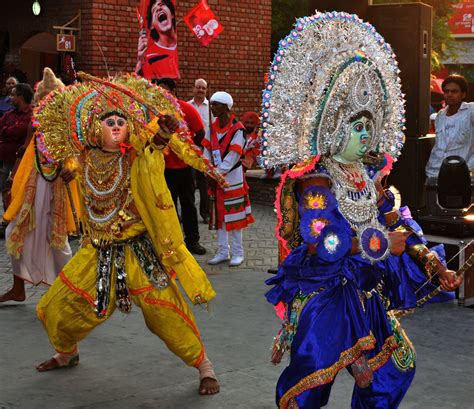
left=84, top=150, right=136, bottom=245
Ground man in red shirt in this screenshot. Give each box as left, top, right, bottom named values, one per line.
left=153, top=78, right=206, bottom=255
left=0, top=83, right=33, bottom=236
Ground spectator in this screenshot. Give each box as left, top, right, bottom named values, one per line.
left=0, top=83, right=33, bottom=236
left=426, top=74, right=474, bottom=178
left=0, top=83, right=33, bottom=196
left=202, top=91, right=254, bottom=266
left=0, top=76, right=18, bottom=117
left=154, top=77, right=207, bottom=255
left=241, top=111, right=260, bottom=171
left=429, top=112, right=437, bottom=134
left=188, top=78, right=211, bottom=223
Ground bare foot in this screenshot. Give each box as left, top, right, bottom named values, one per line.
left=0, top=289, right=26, bottom=303
left=199, top=377, right=220, bottom=395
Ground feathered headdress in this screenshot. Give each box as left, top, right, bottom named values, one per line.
left=32, top=73, right=187, bottom=162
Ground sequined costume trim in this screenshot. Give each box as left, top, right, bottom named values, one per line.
left=368, top=335, right=398, bottom=371
left=279, top=334, right=376, bottom=409
left=273, top=290, right=324, bottom=354
left=6, top=169, right=37, bottom=258
left=92, top=235, right=170, bottom=318
left=388, top=311, right=416, bottom=371
left=50, top=178, right=69, bottom=250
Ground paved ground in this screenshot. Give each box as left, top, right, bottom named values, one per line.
left=0, top=203, right=473, bottom=409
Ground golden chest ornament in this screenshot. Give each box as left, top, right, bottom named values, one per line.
left=83, top=149, right=138, bottom=246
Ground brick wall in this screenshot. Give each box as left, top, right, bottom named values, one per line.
left=246, top=174, right=278, bottom=207
left=176, top=0, right=272, bottom=115
left=1, top=0, right=272, bottom=115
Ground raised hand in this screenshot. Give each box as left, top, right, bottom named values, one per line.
left=438, top=268, right=463, bottom=291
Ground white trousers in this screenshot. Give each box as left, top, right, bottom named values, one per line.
left=217, top=226, right=243, bottom=257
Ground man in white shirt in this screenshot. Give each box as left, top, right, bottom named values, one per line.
left=426, top=74, right=474, bottom=178
left=188, top=78, right=212, bottom=223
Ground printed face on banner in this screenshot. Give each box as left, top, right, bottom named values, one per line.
left=136, top=0, right=180, bottom=80
left=184, top=1, right=224, bottom=46
left=150, top=0, right=175, bottom=35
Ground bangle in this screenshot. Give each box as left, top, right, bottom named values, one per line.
left=385, top=210, right=401, bottom=228
left=407, top=244, right=441, bottom=279
left=422, top=252, right=444, bottom=278
left=410, top=243, right=427, bottom=260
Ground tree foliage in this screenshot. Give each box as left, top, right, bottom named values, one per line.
left=271, top=0, right=460, bottom=71
left=271, top=0, right=310, bottom=55
left=373, top=0, right=460, bottom=71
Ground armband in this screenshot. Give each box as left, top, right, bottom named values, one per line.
left=407, top=243, right=444, bottom=280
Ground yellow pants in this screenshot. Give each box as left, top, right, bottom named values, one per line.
left=36, top=244, right=205, bottom=367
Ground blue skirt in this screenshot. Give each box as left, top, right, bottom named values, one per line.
left=266, top=245, right=451, bottom=408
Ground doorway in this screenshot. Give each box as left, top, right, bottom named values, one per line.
left=20, top=32, right=58, bottom=86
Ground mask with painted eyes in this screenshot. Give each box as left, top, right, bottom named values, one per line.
left=333, top=116, right=373, bottom=164
left=101, top=115, right=129, bottom=151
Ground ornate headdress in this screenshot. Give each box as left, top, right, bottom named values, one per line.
left=260, top=11, right=406, bottom=168
left=32, top=73, right=189, bottom=163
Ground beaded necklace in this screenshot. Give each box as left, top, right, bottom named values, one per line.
left=322, top=157, right=378, bottom=230
left=322, top=157, right=390, bottom=263
left=84, top=149, right=135, bottom=245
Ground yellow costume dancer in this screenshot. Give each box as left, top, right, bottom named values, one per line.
left=0, top=67, right=80, bottom=303
left=34, top=73, right=224, bottom=395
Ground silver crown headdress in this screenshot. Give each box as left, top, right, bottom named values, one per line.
left=260, top=11, right=406, bottom=168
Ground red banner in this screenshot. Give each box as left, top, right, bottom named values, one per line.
left=449, top=1, right=474, bottom=37
left=136, top=0, right=180, bottom=79
left=184, top=0, right=223, bottom=46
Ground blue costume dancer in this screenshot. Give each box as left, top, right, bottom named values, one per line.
left=260, top=12, right=462, bottom=409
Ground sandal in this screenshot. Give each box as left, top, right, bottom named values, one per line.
left=36, top=354, right=79, bottom=372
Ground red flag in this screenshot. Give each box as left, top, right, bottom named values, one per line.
left=183, top=0, right=223, bottom=46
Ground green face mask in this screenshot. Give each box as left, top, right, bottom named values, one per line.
left=334, top=116, right=373, bottom=163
